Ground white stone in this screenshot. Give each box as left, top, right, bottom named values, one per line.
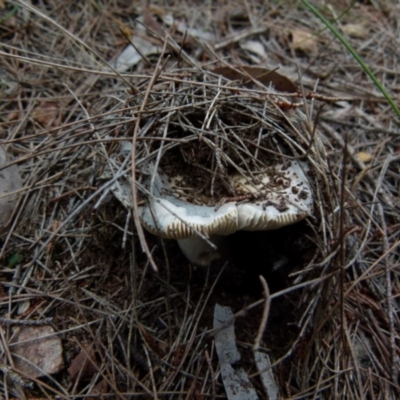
left=10, top=325, right=64, bottom=378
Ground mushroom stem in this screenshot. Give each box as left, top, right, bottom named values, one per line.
left=178, top=235, right=228, bottom=266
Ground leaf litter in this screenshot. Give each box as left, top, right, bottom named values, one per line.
left=0, top=1, right=399, bottom=399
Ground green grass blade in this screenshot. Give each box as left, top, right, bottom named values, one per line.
left=302, top=0, right=400, bottom=119
left=0, top=5, right=19, bottom=24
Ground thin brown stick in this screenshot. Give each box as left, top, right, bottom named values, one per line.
left=253, top=276, right=271, bottom=351
left=130, top=39, right=170, bottom=272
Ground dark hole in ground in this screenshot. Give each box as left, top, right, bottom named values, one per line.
left=191, top=221, right=315, bottom=296
left=227, top=222, right=313, bottom=293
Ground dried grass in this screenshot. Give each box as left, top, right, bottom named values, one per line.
left=0, top=0, right=399, bottom=399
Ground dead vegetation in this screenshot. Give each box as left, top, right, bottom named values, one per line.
left=0, top=0, right=399, bottom=399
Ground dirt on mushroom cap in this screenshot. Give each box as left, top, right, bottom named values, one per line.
left=134, top=69, right=313, bottom=208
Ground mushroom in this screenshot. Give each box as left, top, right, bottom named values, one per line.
left=108, top=66, right=315, bottom=266
left=139, top=160, right=313, bottom=266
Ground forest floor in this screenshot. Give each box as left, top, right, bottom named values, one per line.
left=0, top=1, right=399, bottom=399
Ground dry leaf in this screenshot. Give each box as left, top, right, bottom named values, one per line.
left=111, top=35, right=158, bottom=72
left=288, top=28, right=318, bottom=53
left=7, top=110, right=19, bottom=122
left=160, top=13, right=214, bottom=41
left=212, top=66, right=298, bottom=93
left=341, top=23, right=367, bottom=39
left=240, top=40, right=267, bottom=60
left=67, top=343, right=99, bottom=381
left=356, top=152, right=373, bottom=163
left=17, top=300, right=30, bottom=315
left=0, top=146, right=22, bottom=234
left=31, top=102, right=59, bottom=128
left=10, top=326, right=64, bottom=378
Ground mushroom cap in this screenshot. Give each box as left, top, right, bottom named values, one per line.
left=106, top=67, right=316, bottom=261
left=139, top=160, right=313, bottom=240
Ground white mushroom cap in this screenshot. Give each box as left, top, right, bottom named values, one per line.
left=233, top=161, right=312, bottom=230
left=141, top=196, right=238, bottom=239
left=140, top=160, right=313, bottom=240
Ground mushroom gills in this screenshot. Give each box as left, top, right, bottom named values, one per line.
left=139, top=161, right=313, bottom=266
